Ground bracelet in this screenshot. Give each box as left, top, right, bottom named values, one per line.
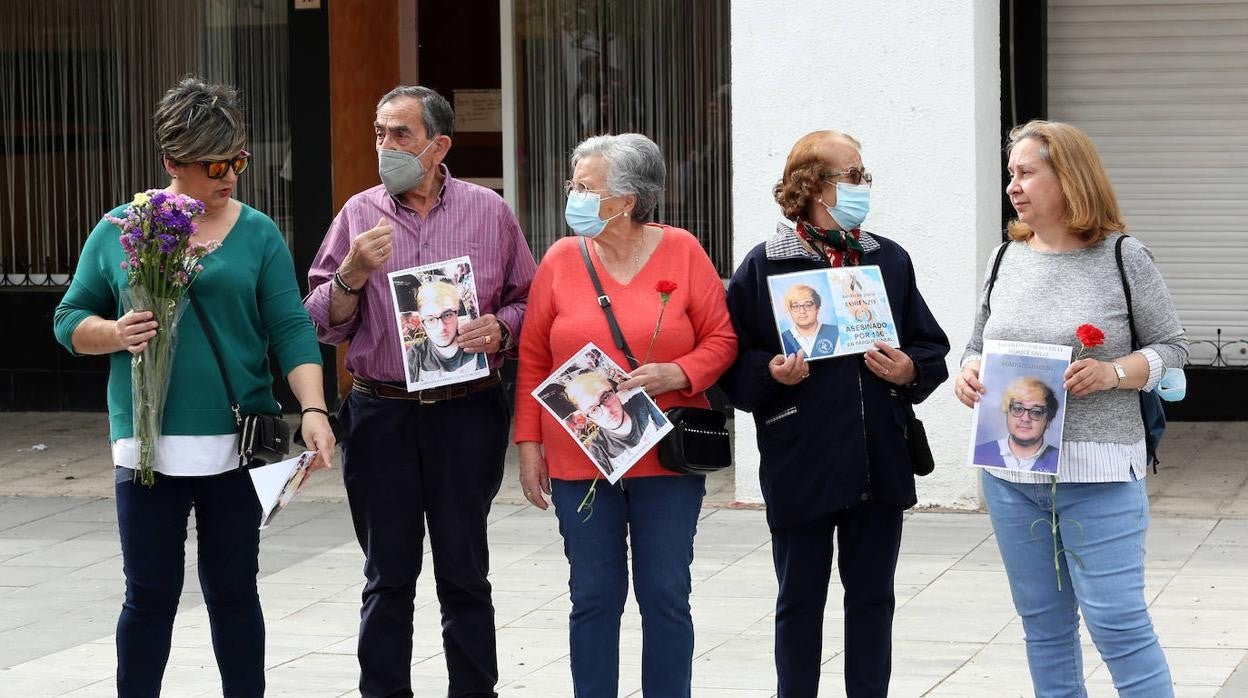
left=301, top=407, right=330, bottom=417
left=333, top=270, right=363, bottom=295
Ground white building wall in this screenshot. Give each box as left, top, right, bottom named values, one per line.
left=730, top=0, right=1001, bottom=508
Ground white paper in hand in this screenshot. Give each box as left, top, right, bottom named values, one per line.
left=248, top=451, right=316, bottom=530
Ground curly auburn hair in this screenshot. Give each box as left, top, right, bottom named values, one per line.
left=773, top=130, right=863, bottom=221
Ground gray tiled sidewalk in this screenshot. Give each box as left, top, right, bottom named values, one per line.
left=0, top=414, right=1245, bottom=696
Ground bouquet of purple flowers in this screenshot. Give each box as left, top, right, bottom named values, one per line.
left=107, top=190, right=219, bottom=486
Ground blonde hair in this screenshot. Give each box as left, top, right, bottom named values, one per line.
left=774, top=130, right=862, bottom=221
left=565, top=371, right=613, bottom=407
left=415, top=280, right=459, bottom=313
left=783, top=283, right=820, bottom=309
left=1006, top=120, right=1126, bottom=243
left=1000, top=377, right=1058, bottom=419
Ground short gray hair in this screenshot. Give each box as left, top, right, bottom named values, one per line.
left=571, top=133, right=665, bottom=221
left=377, top=85, right=455, bottom=140
left=153, top=76, right=247, bottom=162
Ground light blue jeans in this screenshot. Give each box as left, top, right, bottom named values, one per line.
left=981, top=470, right=1173, bottom=697
left=551, top=475, right=705, bottom=698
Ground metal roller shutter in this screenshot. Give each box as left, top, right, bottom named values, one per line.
left=1047, top=0, right=1248, bottom=366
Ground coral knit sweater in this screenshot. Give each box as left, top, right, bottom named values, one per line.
left=515, top=226, right=737, bottom=480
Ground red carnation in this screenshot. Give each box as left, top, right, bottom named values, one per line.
left=1076, top=324, right=1105, bottom=349
left=655, top=279, right=678, bottom=297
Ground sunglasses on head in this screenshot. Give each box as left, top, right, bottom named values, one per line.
left=195, top=149, right=251, bottom=179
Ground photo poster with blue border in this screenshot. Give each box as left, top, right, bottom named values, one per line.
left=968, top=340, right=1073, bottom=475
left=766, top=265, right=900, bottom=361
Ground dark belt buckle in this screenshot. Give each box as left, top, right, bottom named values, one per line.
left=416, top=389, right=439, bottom=405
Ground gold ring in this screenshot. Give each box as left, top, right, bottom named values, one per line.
left=884, top=368, right=891, bottom=376
left=484, top=335, right=491, bottom=344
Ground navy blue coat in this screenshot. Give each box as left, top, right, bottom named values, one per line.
left=721, top=225, right=950, bottom=530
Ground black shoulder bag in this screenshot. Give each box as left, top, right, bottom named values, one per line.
left=188, top=289, right=292, bottom=466
left=577, top=238, right=732, bottom=475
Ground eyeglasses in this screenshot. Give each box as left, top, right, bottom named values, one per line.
left=564, top=180, right=613, bottom=198
left=1008, top=402, right=1048, bottom=420
left=788, top=301, right=817, bottom=312
left=199, top=150, right=250, bottom=179
left=584, top=389, right=619, bottom=419
left=824, top=167, right=872, bottom=186
left=421, top=309, right=458, bottom=326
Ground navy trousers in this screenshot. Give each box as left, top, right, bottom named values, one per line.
left=772, top=501, right=904, bottom=698
left=339, top=385, right=509, bottom=698
left=115, top=467, right=264, bottom=698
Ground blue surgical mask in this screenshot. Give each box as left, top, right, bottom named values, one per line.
left=820, top=183, right=871, bottom=231
left=1156, top=367, right=1186, bottom=402
left=564, top=192, right=623, bottom=238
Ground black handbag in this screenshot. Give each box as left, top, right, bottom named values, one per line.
left=906, top=408, right=935, bottom=476
left=189, top=290, right=291, bottom=466
left=577, top=239, right=732, bottom=475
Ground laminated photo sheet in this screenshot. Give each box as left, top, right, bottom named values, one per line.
left=968, top=340, right=1072, bottom=474
left=249, top=450, right=317, bottom=530
left=387, top=256, right=488, bottom=392
left=531, top=342, right=672, bottom=484
left=766, top=265, right=899, bottom=361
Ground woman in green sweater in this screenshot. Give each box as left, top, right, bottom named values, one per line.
left=52, top=77, right=335, bottom=698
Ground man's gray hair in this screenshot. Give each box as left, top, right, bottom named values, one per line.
left=377, top=85, right=455, bottom=140
left=571, top=133, right=666, bottom=221
left=153, top=76, right=246, bottom=162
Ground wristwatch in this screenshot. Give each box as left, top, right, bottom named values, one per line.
left=1111, top=361, right=1127, bottom=388
left=497, top=321, right=513, bottom=351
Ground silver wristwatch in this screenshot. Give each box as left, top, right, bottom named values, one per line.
left=1111, top=361, right=1127, bottom=388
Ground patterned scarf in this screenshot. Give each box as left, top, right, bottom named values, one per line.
left=796, top=219, right=864, bottom=268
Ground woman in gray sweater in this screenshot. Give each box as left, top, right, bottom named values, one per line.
left=955, top=120, right=1185, bottom=697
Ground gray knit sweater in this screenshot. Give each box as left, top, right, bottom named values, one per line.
left=962, top=233, right=1187, bottom=444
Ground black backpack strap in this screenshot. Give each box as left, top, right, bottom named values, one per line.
left=188, top=288, right=243, bottom=426
left=578, top=238, right=640, bottom=369
left=1115, top=234, right=1141, bottom=351
left=984, top=240, right=1010, bottom=315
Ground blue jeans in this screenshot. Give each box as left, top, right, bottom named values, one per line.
left=981, top=471, right=1173, bottom=697
left=115, top=467, right=264, bottom=698
left=551, top=475, right=705, bottom=698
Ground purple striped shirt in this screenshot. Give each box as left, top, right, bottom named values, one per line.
left=305, top=167, right=537, bottom=382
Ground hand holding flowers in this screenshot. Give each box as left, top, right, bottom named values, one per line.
left=1064, top=323, right=1116, bottom=396
left=616, top=280, right=690, bottom=397
left=109, top=189, right=220, bottom=486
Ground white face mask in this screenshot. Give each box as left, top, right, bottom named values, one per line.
left=378, top=140, right=437, bottom=196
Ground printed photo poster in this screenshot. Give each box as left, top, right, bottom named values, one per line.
left=248, top=450, right=317, bottom=530
left=968, top=340, right=1073, bottom=474
left=387, top=256, right=488, bottom=392
left=766, top=265, right=900, bottom=361
left=531, top=342, right=673, bottom=484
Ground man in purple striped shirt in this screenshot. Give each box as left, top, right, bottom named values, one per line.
left=305, top=85, right=536, bottom=698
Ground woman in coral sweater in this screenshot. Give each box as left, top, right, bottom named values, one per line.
left=515, top=133, right=736, bottom=697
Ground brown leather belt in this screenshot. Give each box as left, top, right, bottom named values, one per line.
left=352, top=372, right=501, bottom=404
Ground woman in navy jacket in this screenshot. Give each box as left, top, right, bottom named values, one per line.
left=722, top=130, right=949, bottom=698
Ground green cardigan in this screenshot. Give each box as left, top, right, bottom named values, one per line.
left=53, top=203, right=323, bottom=439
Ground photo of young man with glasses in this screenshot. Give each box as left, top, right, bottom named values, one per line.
left=778, top=282, right=840, bottom=359
left=403, top=279, right=487, bottom=384
left=563, top=369, right=666, bottom=478
left=973, top=376, right=1061, bottom=473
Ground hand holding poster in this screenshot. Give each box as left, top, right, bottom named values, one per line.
left=968, top=340, right=1072, bottom=474
left=766, top=265, right=899, bottom=360
left=532, top=343, right=672, bottom=483
left=387, top=256, right=489, bottom=391
left=248, top=451, right=317, bottom=530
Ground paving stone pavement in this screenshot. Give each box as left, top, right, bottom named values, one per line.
left=0, top=414, right=1245, bottom=696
